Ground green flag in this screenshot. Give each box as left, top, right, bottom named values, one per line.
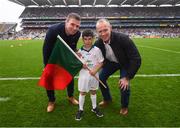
left=38, top=35, right=83, bottom=90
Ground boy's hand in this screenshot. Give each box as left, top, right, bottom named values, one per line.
left=89, top=69, right=96, bottom=76
left=76, top=52, right=82, bottom=58
left=83, top=63, right=88, bottom=69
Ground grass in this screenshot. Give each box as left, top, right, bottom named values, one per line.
left=0, top=38, right=180, bottom=127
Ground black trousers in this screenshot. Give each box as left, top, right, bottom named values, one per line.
left=46, top=79, right=74, bottom=102
left=99, top=61, right=130, bottom=108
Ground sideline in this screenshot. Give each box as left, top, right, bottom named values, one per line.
left=137, top=45, right=180, bottom=54
left=0, top=97, right=10, bottom=102
left=0, top=74, right=180, bottom=81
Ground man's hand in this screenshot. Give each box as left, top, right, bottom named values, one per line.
left=119, top=77, right=129, bottom=91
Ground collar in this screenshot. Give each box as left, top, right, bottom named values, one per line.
left=103, top=39, right=111, bottom=45
left=81, top=45, right=94, bottom=52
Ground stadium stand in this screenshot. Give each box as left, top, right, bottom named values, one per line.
left=1, top=0, right=180, bottom=40
left=0, top=22, right=17, bottom=40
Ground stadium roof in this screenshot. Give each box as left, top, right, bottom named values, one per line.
left=8, top=0, right=180, bottom=7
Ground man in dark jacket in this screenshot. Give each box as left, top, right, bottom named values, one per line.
left=43, top=13, right=81, bottom=112
left=94, top=19, right=141, bottom=115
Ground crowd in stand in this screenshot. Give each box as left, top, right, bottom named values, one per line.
left=1, top=27, right=179, bottom=40
left=116, top=28, right=180, bottom=38
left=20, top=7, right=180, bottom=18
left=5, top=29, right=46, bottom=40
left=1, top=7, right=180, bottom=40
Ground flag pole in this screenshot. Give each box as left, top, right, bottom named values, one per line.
left=57, top=35, right=82, bottom=62
left=57, top=35, right=107, bottom=88
left=86, top=67, right=107, bottom=89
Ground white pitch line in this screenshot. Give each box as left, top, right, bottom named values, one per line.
left=0, top=77, right=39, bottom=80
left=0, top=74, right=180, bottom=81
left=0, top=97, right=10, bottom=102
left=113, top=74, right=180, bottom=77
left=137, top=45, right=180, bottom=54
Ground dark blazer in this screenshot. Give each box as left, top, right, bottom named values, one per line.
left=94, top=31, right=141, bottom=79
left=43, top=23, right=81, bottom=65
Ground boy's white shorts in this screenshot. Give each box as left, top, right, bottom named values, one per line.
left=78, top=73, right=99, bottom=92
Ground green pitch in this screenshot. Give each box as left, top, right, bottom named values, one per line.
left=0, top=38, right=180, bottom=127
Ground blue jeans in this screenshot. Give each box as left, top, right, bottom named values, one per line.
left=46, top=79, right=74, bottom=102
left=99, top=61, right=130, bottom=108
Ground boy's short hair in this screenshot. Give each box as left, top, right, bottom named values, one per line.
left=82, top=29, right=94, bottom=38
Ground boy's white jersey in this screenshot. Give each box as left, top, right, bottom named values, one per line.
left=78, top=46, right=104, bottom=92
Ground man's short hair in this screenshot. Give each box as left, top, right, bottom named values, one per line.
left=96, top=18, right=111, bottom=28
left=66, top=13, right=81, bottom=21
left=82, top=29, right=94, bottom=38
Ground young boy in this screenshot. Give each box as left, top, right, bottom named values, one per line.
left=75, top=29, right=104, bottom=121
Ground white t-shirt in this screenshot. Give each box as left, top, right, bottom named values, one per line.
left=78, top=46, right=104, bottom=92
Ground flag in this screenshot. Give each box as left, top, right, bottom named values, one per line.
left=38, top=36, right=83, bottom=90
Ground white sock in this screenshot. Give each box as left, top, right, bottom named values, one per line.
left=90, top=94, right=97, bottom=109
left=79, top=94, right=85, bottom=111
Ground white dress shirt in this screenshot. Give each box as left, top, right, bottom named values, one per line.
left=104, top=40, right=119, bottom=63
